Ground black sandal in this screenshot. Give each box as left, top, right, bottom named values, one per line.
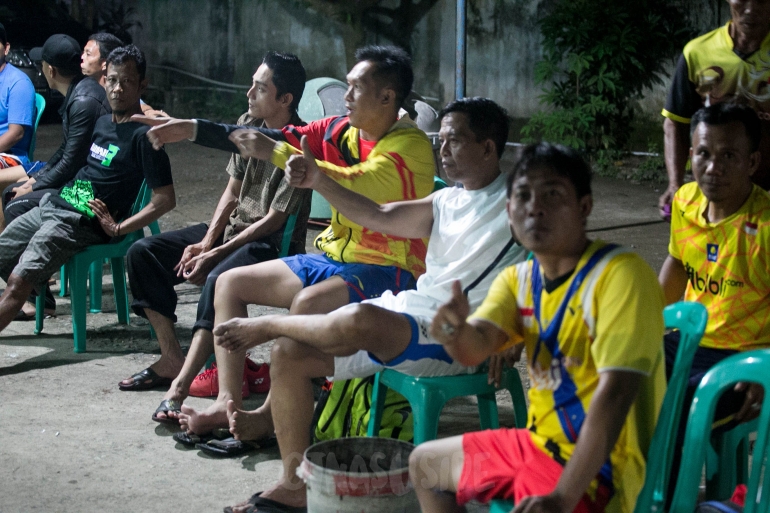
left=118, top=367, right=173, bottom=391
left=151, top=399, right=182, bottom=425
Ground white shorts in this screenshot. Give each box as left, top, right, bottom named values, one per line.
left=332, top=309, right=476, bottom=381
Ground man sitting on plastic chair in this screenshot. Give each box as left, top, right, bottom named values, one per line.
left=658, top=103, right=769, bottom=497
left=412, top=143, right=667, bottom=513
left=207, top=98, right=527, bottom=512
left=0, top=44, right=174, bottom=337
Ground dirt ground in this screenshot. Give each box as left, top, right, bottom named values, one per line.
left=0, top=122, right=671, bottom=513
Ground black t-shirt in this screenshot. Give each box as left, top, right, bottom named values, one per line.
left=51, top=115, right=173, bottom=221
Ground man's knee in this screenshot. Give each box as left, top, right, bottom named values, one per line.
left=126, top=236, right=153, bottom=264
left=290, top=279, right=349, bottom=314
left=5, top=272, right=33, bottom=298
left=213, top=268, right=241, bottom=305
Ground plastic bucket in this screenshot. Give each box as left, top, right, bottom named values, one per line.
left=297, top=437, right=420, bottom=513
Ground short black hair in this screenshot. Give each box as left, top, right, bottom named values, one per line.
left=507, top=142, right=592, bottom=199
left=88, top=32, right=124, bottom=62
left=690, top=102, right=761, bottom=153
left=0, top=22, right=7, bottom=46
left=262, top=51, right=306, bottom=114
left=439, top=97, right=510, bottom=158
left=106, top=44, right=146, bottom=81
left=354, top=45, right=413, bottom=108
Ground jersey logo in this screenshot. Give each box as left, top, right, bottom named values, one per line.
left=744, top=222, right=758, bottom=236
left=707, top=243, right=718, bottom=262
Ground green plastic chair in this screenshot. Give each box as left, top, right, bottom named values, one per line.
left=490, top=302, right=708, bottom=513
left=670, top=349, right=770, bottom=513
left=706, top=418, right=758, bottom=500
left=367, top=366, right=527, bottom=445
left=35, top=182, right=156, bottom=352
left=58, top=218, right=160, bottom=303
left=28, top=93, right=46, bottom=161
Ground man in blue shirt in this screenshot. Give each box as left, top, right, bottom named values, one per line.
left=0, top=22, right=35, bottom=172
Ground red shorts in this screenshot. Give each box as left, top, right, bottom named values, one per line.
left=456, top=428, right=602, bottom=512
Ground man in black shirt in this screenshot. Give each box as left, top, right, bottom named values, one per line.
left=2, top=34, right=112, bottom=225
left=0, top=44, right=175, bottom=336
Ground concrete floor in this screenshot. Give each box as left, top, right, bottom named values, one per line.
left=0, top=122, right=671, bottom=513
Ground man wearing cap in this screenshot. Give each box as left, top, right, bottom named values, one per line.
left=0, top=22, right=36, bottom=185
left=0, top=34, right=111, bottom=319
left=3, top=35, right=110, bottom=226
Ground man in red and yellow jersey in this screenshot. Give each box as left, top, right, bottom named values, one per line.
left=658, top=0, right=770, bottom=218
left=412, top=142, right=666, bottom=513
left=659, top=102, right=769, bottom=497
left=134, top=45, right=435, bottom=438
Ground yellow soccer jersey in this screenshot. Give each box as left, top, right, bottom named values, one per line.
left=471, top=241, right=666, bottom=513
left=670, top=182, right=770, bottom=350
left=662, top=22, right=770, bottom=124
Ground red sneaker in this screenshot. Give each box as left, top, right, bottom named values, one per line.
left=188, top=363, right=250, bottom=399
left=245, top=359, right=270, bottom=394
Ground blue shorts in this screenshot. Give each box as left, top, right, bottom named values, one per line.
left=282, top=253, right=416, bottom=303
left=332, top=292, right=476, bottom=381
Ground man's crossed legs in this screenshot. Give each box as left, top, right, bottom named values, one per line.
left=176, top=254, right=416, bottom=439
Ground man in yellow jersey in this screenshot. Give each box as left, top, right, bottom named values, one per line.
left=134, top=46, right=436, bottom=440
left=659, top=102, right=769, bottom=496
left=210, top=98, right=527, bottom=512
left=658, top=0, right=770, bottom=218
left=412, top=142, right=666, bottom=513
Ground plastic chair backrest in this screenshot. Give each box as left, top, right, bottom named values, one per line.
left=28, top=93, right=46, bottom=160
left=634, top=301, right=708, bottom=512
left=433, top=176, right=447, bottom=191
left=669, top=349, right=770, bottom=513
left=278, top=213, right=297, bottom=258
left=297, top=77, right=347, bottom=123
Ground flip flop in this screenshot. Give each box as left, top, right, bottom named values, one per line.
left=223, top=492, right=307, bottom=513
left=151, top=399, right=181, bottom=425
left=197, top=436, right=277, bottom=457
left=118, top=367, right=173, bottom=391
left=173, top=428, right=231, bottom=448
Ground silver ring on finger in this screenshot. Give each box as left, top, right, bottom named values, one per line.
left=441, top=323, right=456, bottom=336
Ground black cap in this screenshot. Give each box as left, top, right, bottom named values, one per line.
left=30, top=34, right=82, bottom=75
left=0, top=22, right=6, bottom=46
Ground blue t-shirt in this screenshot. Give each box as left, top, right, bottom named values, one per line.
left=0, top=63, right=35, bottom=166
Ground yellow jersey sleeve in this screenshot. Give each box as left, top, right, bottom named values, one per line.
left=591, top=254, right=666, bottom=375
left=470, top=267, right=525, bottom=352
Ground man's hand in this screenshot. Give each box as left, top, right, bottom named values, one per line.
left=658, top=183, right=679, bottom=221
left=513, top=492, right=569, bottom=513
left=88, top=199, right=120, bottom=237
left=734, top=382, right=764, bottom=423
left=431, top=280, right=470, bottom=347
left=131, top=114, right=195, bottom=150
left=285, top=136, right=322, bottom=189
left=487, top=344, right=524, bottom=387
left=174, top=242, right=207, bottom=276
left=228, top=128, right=278, bottom=161
left=179, top=250, right=223, bottom=286
left=11, top=177, right=35, bottom=199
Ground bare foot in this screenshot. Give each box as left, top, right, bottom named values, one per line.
left=227, top=400, right=273, bottom=440
left=214, top=315, right=279, bottom=352
left=228, top=483, right=306, bottom=513
left=178, top=402, right=228, bottom=435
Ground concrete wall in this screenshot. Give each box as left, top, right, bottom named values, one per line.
left=126, top=0, right=730, bottom=119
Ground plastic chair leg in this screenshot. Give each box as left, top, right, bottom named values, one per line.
left=34, top=292, right=45, bottom=334
left=410, top=389, right=445, bottom=445
left=59, top=265, right=68, bottom=297
left=70, top=262, right=89, bottom=353
left=111, top=257, right=129, bottom=324
left=477, top=392, right=500, bottom=430
left=367, top=373, right=387, bottom=437
left=88, top=260, right=102, bottom=313
left=149, top=220, right=161, bottom=236
left=706, top=419, right=757, bottom=500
